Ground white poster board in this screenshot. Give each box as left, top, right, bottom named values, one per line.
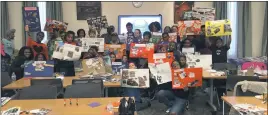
left=121, top=69, right=150, bottom=88
left=148, top=62, right=172, bottom=85
left=81, top=38, right=104, bottom=52
left=187, top=54, right=212, bottom=69
left=192, top=7, right=216, bottom=24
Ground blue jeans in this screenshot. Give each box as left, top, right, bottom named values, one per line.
left=124, top=88, right=141, bottom=103
left=156, top=90, right=187, bottom=115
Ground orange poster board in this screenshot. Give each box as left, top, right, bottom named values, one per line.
left=178, top=20, right=201, bottom=37
left=172, top=68, right=203, bottom=89
left=129, top=43, right=154, bottom=58
left=104, top=44, right=126, bottom=59
left=148, top=52, right=174, bottom=66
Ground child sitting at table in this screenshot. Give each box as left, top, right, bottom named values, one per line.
left=179, top=55, right=188, bottom=68
left=34, top=53, right=47, bottom=61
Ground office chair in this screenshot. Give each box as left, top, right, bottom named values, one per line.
left=64, top=84, right=103, bottom=98
left=30, top=79, right=63, bottom=96
left=15, top=85, right=57, bottom=99
left=72, top=79, right=104, bottom=97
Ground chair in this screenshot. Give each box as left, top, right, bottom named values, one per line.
left=14, top=85, right=57, bottom=99
left=1, top=72, right=12, bottom=87
left=64, top=84, right=103, bottom=98
left=72, top=79, right=104, bottom=96
left=226, top=75, right=260, bottom=92
left=1, top=72, right=15, bottom=97
left=233, top=81, right=267, bottom=96
left=30, top=79, right=63, bottom=95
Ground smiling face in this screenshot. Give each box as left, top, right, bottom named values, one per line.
left=78, top=31, right=85, bottom=38
left=126, top=25, right=133, bottom=32
left=24, top=49, right=31, bottom=58
left=143, top=35, right=150, bottom=43
left=172, top=26, right=178, bottom=33
left=179, top=56, right=186, bottom=67
left=172, top=61, right=180, bottom=69
left=36, top=33, right=44, bottom=42
left=183, top=39, right=192, bottom=48
left=162, top=33, right=169, bottom=41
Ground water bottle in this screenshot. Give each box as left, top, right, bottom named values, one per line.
left=106, top=101, right=114, bottom=112
left=237, top=65, right=241, bottom=75
left=11, top=72, right=16, bottom=81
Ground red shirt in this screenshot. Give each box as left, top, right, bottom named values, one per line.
left=27, top=37, right=49, bottom=59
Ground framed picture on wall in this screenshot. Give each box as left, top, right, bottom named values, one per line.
left=174, top=1, right=195, bottom=23
left=76, top=1, right=102, bottom=20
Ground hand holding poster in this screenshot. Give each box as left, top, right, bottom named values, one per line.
left=81, top=38, right=104, bottom=52
left=129, top=43, right=154, bottom=58
left=205, top=19, right=232, bottom=36
left=178, top=20, right=202, bottom=37
left=121, top=69, right=150, bottom=88
left=172, top=68, right=203, bottom=89
left=150, top=32, right=162, bottom=44
left=23, top=7, right=41, bottom=32
left=104, top=44, right=126, bottom=59
left=192, top=7, right=215, bottom=24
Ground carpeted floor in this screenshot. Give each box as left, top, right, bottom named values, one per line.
left=137, top=89, right=227, bottom=115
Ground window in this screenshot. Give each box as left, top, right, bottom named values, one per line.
left=37, top=2, right=47, bottom=43
left=227, top=2, right=238, bottom=58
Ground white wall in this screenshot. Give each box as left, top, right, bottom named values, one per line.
left=251, top=2, right=266, bottom=57
left=8, top=2, right=23, bottom=50
left=63, top=2, right=213, bottom=33
left=7, top=1, right=266, bottom=57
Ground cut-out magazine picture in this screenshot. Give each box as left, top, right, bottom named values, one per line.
left=112, top=62, right=127, bottom=75
left=87, top=16, right=109, bottom=29
left=178, top=20, right=201, bottom=37
left=24, top=61, right=54, bottom=77
left=62, top=44, right=83, bottom=61
left=23, top=7, right=41, bottom=32
left=205, top=19, right=232, bottom=37
left=186, top=55, right=212, bottom=69
left=103, top=56, right=112, bottom=74
left=174, top=1, right=195, bottom=23
left=81, top=38, right=104, bottom=52
left=44, top=19, right=68, bottom=32
left=149, top=62, right=172, bottom=85
left=121, top=69, right=150, bottom=88
left=51, top=41, right=64, bottom=60
left=150, top=32, right=162, bottom=44
left=172, top=68, right=203, bottom=89
left=148, top=52, right=174, bottom=66
left=192, top=7, right=215, bottom=24
left=104, top=44, right=126, bottom=59
left=81, top=58, right=106, bottom=76
left=129, top=43, right=154, bottom=58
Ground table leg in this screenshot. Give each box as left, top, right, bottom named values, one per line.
left=223, top=100, right=225, bottom=115
left=207, top=79, right=217, bottom=111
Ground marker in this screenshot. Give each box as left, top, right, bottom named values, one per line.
left=76, top=99, right=78, bottom=106
left=69, top=98, right=72, bottom=105
left=64, top=99, right=66, bottom=106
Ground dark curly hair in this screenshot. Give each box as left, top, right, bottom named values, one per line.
left=126, top=22, right=133, bottom=27
left=143, top=31, right=152, bottom=38
left=148, top=21, right=161, bottom=32
left=180, top=38, right=194, bottom=51
left=77, top=29, right=86, bottom=37
left=18, top=46, right=34, bottom=60
left=64, top=31, right=75, bottom=41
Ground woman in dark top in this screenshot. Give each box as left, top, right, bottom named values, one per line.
left=10, top=46, right=34, bottom=80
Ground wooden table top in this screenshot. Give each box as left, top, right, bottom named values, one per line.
left=1, top=97, right=133, bottom=115
left=3, top=74, right=121, bottom=90
left=222, top=96, right=267, bottom=114
left=3, top=71, right=266, bottom=90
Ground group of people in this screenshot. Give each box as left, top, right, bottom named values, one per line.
left=1, top=21, right=232, bottom=115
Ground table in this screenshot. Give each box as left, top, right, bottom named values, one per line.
left=222, top=96, right=267, bottom=115
left=203, top=70, right=267, bottom=111
left=1, top=97, right=136, bottom=115
left=3, top=74, right=121, bottom=97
